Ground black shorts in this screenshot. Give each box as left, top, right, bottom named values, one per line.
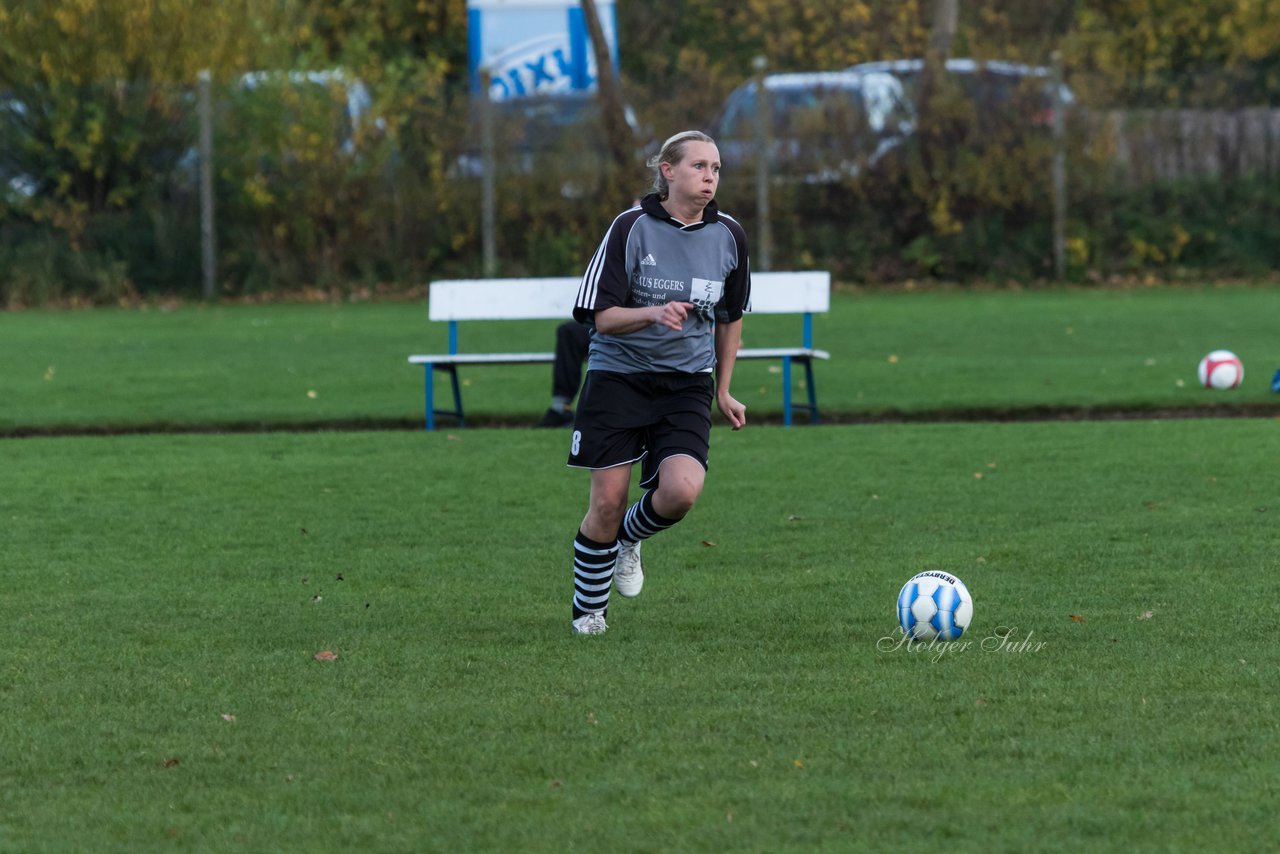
left=567, top=371, right=714, bottom=489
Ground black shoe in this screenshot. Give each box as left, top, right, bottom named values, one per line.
left=536, top=407, right=574, bottom=428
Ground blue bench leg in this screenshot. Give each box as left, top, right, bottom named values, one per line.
left=782, top=356, right=793, bottom=427
left=424, top=365, right=435, bottom=431
left=448, top=366, right=465, bottom=428
left=423, top=364, right=466, bottom=431
left=804, top=359, right=819, bottom=424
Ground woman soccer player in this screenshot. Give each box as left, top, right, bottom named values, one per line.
left=567, top=130, right=750, bottom=636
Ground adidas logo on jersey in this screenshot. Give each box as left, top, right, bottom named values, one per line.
left=640, top=253, right=657, bottom=266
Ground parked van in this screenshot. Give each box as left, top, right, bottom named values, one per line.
left=709, top=71, right=912, bottom=183
left=233, top=69, right=378, bottom=157
left=710, top=60, right=1073, bottom=184
left=846, top=58, right=1074, bottom=132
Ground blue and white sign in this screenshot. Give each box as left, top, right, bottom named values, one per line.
left=467, top=0, right=619, bottom=101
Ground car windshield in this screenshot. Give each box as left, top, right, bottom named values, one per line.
left=773, top=86, right=867, bottom=134
left=716, top=76, right=876, bottom=140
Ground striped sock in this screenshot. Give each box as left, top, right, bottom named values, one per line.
left=572, top=531, right=618, bottom=619
left=619, top=490, right=679, bottom=545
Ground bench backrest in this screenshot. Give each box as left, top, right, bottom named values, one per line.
left=428, top=271, right=830, bottom=352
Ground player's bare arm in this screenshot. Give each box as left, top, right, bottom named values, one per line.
left=714, top=318, right=746, bottom=430
left=595, top=302, right=696, bottom=334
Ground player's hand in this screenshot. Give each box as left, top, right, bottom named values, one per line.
left=717, top=392, right=746, bottom=430
left=653, top=301, right=695, bottom=331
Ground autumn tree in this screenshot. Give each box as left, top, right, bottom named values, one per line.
left=0, top=0, right=299, bottom=220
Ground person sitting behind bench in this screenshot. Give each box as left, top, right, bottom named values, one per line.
left=536, top=320, right=590, bottom=427
left=539, top=198, right=643, bottom=429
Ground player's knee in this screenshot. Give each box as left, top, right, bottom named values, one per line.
left=657, top=480, right=701, bottom=518
left=588, top=494, right=627, bottom=532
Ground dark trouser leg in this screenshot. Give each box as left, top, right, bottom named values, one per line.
left=552, top=321, right=590, bottom=404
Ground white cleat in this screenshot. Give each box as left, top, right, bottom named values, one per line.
left=571, top=612, right=608, bottom=636
left=614, top=540, right=644, bottom=598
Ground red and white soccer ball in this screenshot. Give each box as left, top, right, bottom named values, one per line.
left=1197, top=350, right=1243, bottom=390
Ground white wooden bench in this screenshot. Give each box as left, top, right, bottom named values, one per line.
left=408, top=271, right=831, bottom=430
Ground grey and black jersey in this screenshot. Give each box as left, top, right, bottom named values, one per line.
left=573, top=193, right=751, bottom=375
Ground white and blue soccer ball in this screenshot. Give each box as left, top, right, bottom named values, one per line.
left=897, top=570, right=974, bottom=641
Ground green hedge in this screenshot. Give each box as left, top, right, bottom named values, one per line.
left=3, top=77, right=1280, bottom=305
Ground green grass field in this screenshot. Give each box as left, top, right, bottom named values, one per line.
left=2, top=284, right=1279, bottom=433
left=2, top=286, right=1279, bottom=851
left=2, top=421, right=1278, bottom=851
